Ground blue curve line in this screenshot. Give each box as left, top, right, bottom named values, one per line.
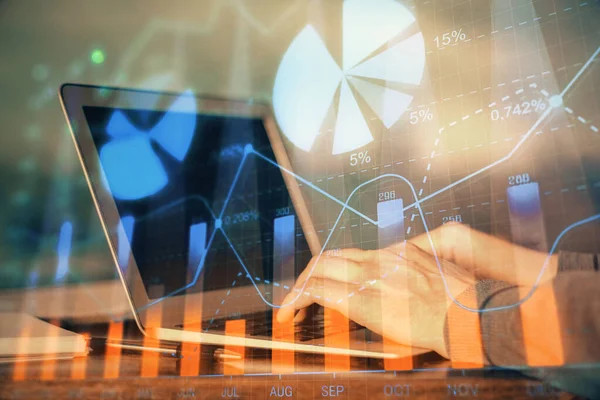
left=403, top=104, right=553, bottom=211
left=137, top=46, right=599, bottom=312
left=138, top=146, right=600, bottom=313
left=404, top=45, right=600, bottom=212
left=560, top=46, right=600, bottom=97
left=141, top=152, right=249, bottom=310
left=471, top=213, right=600, bottom=313
left=252, top=151, right=377, bottom=225
left=218, top=151, right=249, bottom=220
left=135, top=194, right=217, bottom=222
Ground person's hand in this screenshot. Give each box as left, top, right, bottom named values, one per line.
left=276, top=242, right=476, bottom=357
left=406, top=222, right=558, bottom=287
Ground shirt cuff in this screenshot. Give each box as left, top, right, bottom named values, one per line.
left=558, top=251, right=598, bottom=273
left=443, top=280, right=514, bottom=364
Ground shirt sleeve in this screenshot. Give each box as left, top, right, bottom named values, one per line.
left=558, top=251, right=598, bottom=273
left=444, top=271, right=600, bottom=398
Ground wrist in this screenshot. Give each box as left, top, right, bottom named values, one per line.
left=547, top=253, right=559, bottom=280
left=443, top=284, right=484, bottom=363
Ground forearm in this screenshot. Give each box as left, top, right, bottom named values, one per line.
left=445, top=268, right=600, bottom=398
left=479, top=272, right=600, bottom=366
left=445, top=251, right=600, bottom=365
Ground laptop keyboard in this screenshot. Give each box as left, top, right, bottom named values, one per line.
left=193, top=306, right=363, bottom=341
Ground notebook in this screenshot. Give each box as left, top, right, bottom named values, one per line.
left=0, top=313, right=87, bottom=361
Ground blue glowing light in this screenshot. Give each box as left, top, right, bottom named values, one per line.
left=54, top=221, right=73, bottom=283
left=100, top=135, right=169, bottom=200
left=187, top=222, right=207, bottom=278
left=117, top=215, right=135, bottom=271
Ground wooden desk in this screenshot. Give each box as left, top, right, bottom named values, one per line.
left=0, top=353, right=580, bottom=399
left=0, top=321, right=582, bottom=399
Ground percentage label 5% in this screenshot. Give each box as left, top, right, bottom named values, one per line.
left=350, top=151, right=372, bottom=166
left=434, top=28, right=468, bottom=48
left=491, top=99, right=547, bottom=121
left=410, top=108, right=434, bottom=125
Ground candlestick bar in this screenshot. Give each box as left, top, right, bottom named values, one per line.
left=272, top=215, right=296, bottom=373
left=104, top=321, right=124, bottom=379
left=224, top=320, right=246, bottom=375
left=507, top=182, right=548, bottom=252
left=377, top=199, right=412, bottom=371
left=507, top=182, right=563, bottom=366
left=181, top=222, right=207, bottom=376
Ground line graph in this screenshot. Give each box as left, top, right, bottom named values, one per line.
left=136, top=45, right=600, bottom=312
left=140, top=140, right=600, bottom=314
left=121, top=44, right=600, bottom=314
left=404, top=46, right=600, bottom=212
left=135, top=43, right=598, bottom=314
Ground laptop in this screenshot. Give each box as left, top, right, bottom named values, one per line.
left=59, top=84, right=426, bottom=362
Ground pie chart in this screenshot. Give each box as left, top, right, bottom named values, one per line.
left=100, top=91, right=197, bottom=200
left=273, top=0, right=425, bottom=155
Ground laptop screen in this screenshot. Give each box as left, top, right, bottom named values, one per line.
left=82, top=101, right=312, bottom=301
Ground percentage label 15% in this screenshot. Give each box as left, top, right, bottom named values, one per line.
left=350, top=151, right=372, bottom=166
left=434, top=28, right=468, bottom=48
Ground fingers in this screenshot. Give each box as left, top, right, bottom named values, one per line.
left=408, top=222, right=556, bottom=285
left=276, top=248, right=385, bottom=324
left=408, top=223, right=508, bottom=274
left=275, top=277, right=361, bottom=323
left=293, top=308, right=309, bottom=323
left=294, top=253, right=371, bottom=289
left=327, top=248, right=379, bottom=263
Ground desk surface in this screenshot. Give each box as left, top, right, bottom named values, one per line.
left=0, top=346, right=581, bottom=399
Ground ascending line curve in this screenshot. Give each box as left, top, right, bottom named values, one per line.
left=404, top=45, right=600, bottom=212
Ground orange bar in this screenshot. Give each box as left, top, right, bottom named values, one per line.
left=324, top=309, right=350, bottom=371
left=519, top=286, right=564, bottom=366
left=104, top=321, right=124, bottom=379
left=383, top=340, right=413, bottom=371
left=271, top=314, right=295, bottom=373
left=442, top=228, right=484, bottom=368
left=141, top=305, right=163, bottom=378
left=382, top=257, right=413, bottom=371
left=12, top=326, right=30, bottom=381
left=513, top=243, right=563, bottom=366
left=180, top=295, right=203, bottom=377
left=40, top=319, right=60, bottom=381
left=224, top=319, right=246, bottom=375
left=446, top=303, right=484, bottom=368
left=71, top=333, right=89, bottom=380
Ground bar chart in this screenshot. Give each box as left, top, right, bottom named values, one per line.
left=271, top=215, right=295, bottom=373
left=376, top=198, right=412, bottom=371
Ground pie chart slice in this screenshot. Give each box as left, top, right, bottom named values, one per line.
left=149, top=92, right=197, bottom=161
left=106, top=111, right=135, bottom=139
left=273, top=25, right=343, bottom=152
left=348, top=33, right=426, bottom=85
left=342, top=0, right=415, bottom=71
left=349, top=77, right=414, bottom=128
left=100, top=136, right=168, bottom=200
left=272, top=0, right=425, bottom=155
left=333, top=79, right=373, bottom=155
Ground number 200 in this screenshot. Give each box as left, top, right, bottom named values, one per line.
left=508, top=173, right=531, bottom=186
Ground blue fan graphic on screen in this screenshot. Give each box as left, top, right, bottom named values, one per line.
left=100, top=91, right=196, bottom=200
